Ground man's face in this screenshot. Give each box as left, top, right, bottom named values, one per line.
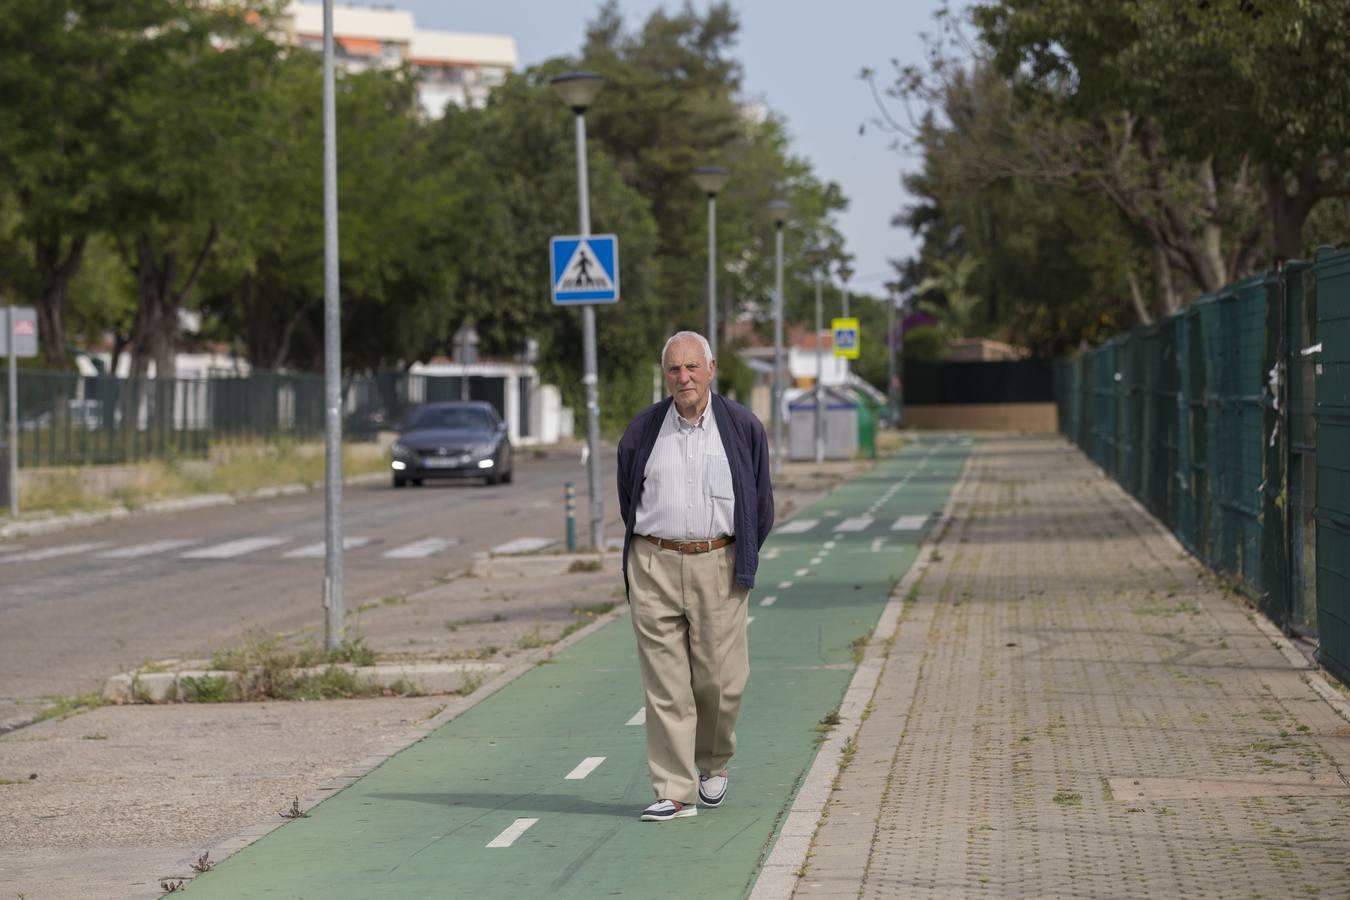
left=664, top=338, right=716, bottom=418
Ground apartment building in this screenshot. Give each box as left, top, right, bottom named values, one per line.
left=276, top=2, right=518, bottom=116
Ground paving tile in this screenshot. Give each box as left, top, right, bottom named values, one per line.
left=797, top=436, right=1350, bottom=899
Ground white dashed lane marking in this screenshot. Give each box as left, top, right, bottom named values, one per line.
left=794, top=568, right=809, bottom=577
left=778, top=581, right=793, bottom=590
left=564, top=757, right=606, bottom=780
left=182, top=538, right=287, bottom=560
left=284, top=537, right=373, bottom=558
left=747, top=616, right=755, bottom=626
left=834, top=515, right=874, bottom=533
left=809, top=557, right=823, bottom=566
left=759, top=595, right=777, bottom=607
left=98, top=539, right=198, bottom=559
left=823, top=541, right=837, bottom=550
left=486, top=818, right=539, bottom=848
left=0, top=542, right=113, bottom=564
left=383, top=538, right=456, bottom=559
left=775, top=519, right=819, bottom=534
left=871, top=537, right=887, bottom=553
left=626, top=708, right=646, bottom=726
left=891, top=515, right=928, bottom=531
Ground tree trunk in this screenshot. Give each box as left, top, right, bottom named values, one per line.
left=1262, top=162, right=1321, bottom=262
left=128, top=225, right=218, bottom=380
left=1125, top=267, right=1153, bottom=325
left=33, top=233, right=87, bottom=368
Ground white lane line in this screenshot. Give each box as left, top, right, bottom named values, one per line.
left=809, top=557, right=823, bottom=566
left=98, top=539, right=198, bottom=559
left=824, top=510, right=840, bottom=517
left=763, top=548, right=781, bottom=560
left=871, top=538, right=887, bottom=553
left=492, top=537, right=556, bottom=555
left=382, top=538, right=455, bottom=559
left=778, top=581, right=793, bottom=589
left=284, top=537, right=373, bottom=558
left=626, top=707, right=646, bottom=726
left=834, top=515, right=874, bottom=532
left=486, top=818, right=539, bottom=848
left=759, top=595, right=777, bottom=607
left=823, top=541, right=837, bottom=550
left=794, top=568, right=809, bottom=577
left=776, top=519, right=819, bottom=534
left=182, top=537, right=287, bottom=560
left=0, top=542, right=113, bottom=564
left=891, top=515, right=928, bottom=531
left=564, top=757, right=606, bottom=780
left=747, top=616, right=756, bottom=626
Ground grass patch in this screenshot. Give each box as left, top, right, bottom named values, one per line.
left=202, top=631, right=393, bottom=701
left=849, top=634, right=870, bottom=665
left=1052, top=790, right=1082, bottom=807
left=35, top=691, right=105, bottom=723
left=210, top=632, right=377, bottom=673
left=568, top=558, right=603, bottom=573
left=517, top=628, right=552, bottom=650
left=178, top=674, right=236, bottom=703
left=558, top=601, right=618, bottom=640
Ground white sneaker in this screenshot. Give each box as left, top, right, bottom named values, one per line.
left=640, top=799, right=697, bottom=822
left=699, top=772, right=728, bottom=807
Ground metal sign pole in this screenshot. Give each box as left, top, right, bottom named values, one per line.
left=321, top=0, right=346, bottom=649
left=7, top=307, right=18, bottom=518
left=707, top=192, right=717, bottom=393
left=575, top=111, right=604, bottom=551
left=772, top=221, right=785, bottom=475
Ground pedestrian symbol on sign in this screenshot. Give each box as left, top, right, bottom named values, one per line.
left=558, top=242, right=613, bottom=292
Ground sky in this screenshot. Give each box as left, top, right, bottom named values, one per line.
left=395, top=0, right=949, bottom=298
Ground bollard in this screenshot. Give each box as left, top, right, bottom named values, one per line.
left=564, top=481, right=576, bottom=553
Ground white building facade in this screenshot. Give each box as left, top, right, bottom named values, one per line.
left=276, top=3, right=518, bottom=116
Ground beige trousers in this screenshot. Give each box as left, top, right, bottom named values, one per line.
left=629, top=538, right=750, bottom=804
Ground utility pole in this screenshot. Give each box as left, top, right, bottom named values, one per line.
left=321, top=0, right=345, bottom=649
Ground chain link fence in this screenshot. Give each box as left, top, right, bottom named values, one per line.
left=1055, top=247, right=1350, bottom=684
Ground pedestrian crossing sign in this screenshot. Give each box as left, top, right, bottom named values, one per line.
left=832, top=317, right=860, bottom=359
left=550, top=234, right=620, bottom=305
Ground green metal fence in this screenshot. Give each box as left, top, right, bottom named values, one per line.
left=0, top=369, right=503, bottom=469
left=1054, top=247, right=1350, bottom=684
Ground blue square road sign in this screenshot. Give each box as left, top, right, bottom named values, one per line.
left=550, top=234, right=619, bottom=304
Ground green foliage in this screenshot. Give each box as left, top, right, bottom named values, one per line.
left=903, top=326, right=947, bottom=363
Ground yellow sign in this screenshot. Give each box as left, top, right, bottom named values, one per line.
left=831, top=317, right=860, bottom=359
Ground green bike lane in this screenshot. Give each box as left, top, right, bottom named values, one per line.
left=182, top=436, right=969, bottom=899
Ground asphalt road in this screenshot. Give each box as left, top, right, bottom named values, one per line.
left=0, top=449, right=621, bottom=725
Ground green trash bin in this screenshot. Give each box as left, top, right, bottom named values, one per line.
left=853, top=389, right=876, bottom=459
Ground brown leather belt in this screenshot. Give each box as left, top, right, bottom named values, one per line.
left=639, top=534, right=735, bottom=554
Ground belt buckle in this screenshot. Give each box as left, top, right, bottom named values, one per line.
left=696, top=540, right=709, bottom=553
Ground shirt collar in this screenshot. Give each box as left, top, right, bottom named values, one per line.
left=673, top=394, right=713, bottom=431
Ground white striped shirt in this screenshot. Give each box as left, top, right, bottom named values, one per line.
left=635, top=400, right=736, bottom=541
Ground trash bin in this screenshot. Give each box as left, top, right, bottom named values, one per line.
left=786, top=387, right=858, bottom=461
left=854, top=391, right=876, bottom=459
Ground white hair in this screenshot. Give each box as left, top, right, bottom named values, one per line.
left=661, top=331, right=713, bottom=367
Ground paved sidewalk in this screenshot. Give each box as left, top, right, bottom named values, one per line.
left=797, top=436, right=1350, bottom=899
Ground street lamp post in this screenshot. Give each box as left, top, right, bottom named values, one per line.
left=692, top=166, right=730, bottom=393
left=321, top=0, right=345, bottom=650
left=764, top=199, right=790, bottom=474
left=887, top=284, right=899, bottom=420
left=549, top=71, right=606, bottom=551
left=837, top=261, right=854, bottom=383
left=807, top=246, right=831, bottom=464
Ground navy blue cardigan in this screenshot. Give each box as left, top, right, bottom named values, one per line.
left=617, top=394, right=775, bottom=597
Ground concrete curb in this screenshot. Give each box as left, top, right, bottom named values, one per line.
left=159, top=602, right=630, bottom=890
left=749, top=440, right=976, bottom=900
left=0, top=472, right=388, bottom=541
left=102, top=661, right=504, bottom=704
left=468, top=551, right=618, bottom=578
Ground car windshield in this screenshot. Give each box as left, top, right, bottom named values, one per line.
left=405, top=406, right=493, bottom=432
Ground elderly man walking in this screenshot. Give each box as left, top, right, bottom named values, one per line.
left=617, top=330, right=774, bottom=822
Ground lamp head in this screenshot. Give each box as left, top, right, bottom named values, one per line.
left=763, top=199, right=790, bottom=225
left=806, top=243, right=833, bottom=271
left=691, top=165, right=731, bottom=196
left=838, top=262, right=854, bottom=284
left=548, top=71, right=605, bottom=112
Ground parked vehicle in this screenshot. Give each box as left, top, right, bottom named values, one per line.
left=390, top=401, right=513, bottom=487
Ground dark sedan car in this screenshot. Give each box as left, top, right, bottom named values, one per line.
left=390, top=401, right=513, bottom=487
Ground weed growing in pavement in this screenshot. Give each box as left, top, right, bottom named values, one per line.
left=34, top=691, right=105, bottom=723
left=517, top=628, right=552, bottom=650
left=160, top=880, right=186, bottom=893
left=0, top=777, right=30, bottom=786
left=280, top=797, right=309, bottom=819
left=849, top=634, right=870, bottom=665
left=568, top=558, right=603, bottom=573
left=839, top=736, right=858, bottom=772
left=81, top=733, right=108, bottom=741
left=1052, top=790, right=1082, bottom=807
left=460, top=673, right=485, bottom=695
left=190, top=852, right=214, bottom=873
left=381, top=594, right=405, bottom=607
left=179, top=674, right=236, bottom=703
